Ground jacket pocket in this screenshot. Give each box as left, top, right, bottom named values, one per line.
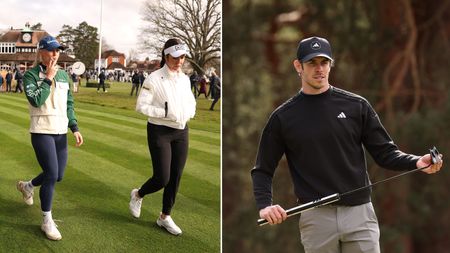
left=31, top=115, right=52, bottom=132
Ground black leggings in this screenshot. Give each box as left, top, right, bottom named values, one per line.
left=210, top=97, right=220, bottom=110
left=130, top=83, right=140, bottom=96
left=97, top=81, right=106, bottom=92
left=138, top=123, right=189, bottom=215
left=30, top=134, right=68, bottom=212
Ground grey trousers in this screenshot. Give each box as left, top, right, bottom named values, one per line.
left=299, top=202, right=380, bottom=253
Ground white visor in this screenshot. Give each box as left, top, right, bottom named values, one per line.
left=164, top=44, right=188, bottom=58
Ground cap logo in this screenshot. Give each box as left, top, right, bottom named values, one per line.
left=311, top=42, right=321, bottom=50
left=164, top=44, right=188, bottom=56
left=174, top=45, right=184, bottom=51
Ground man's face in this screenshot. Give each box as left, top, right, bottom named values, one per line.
left=294, top=56, right=331, bottom=92
left=40, top=49, right=60, bottom=66
left=166, top=54, right=186, bottom=72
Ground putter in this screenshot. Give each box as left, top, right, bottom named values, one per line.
left=257, top=146, right=441, bottom=226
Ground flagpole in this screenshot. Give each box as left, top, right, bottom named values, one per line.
left=97, top=0, right=103, bottom=76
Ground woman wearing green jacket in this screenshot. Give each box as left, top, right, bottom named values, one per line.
left=16, top=36, right=83, bottom=241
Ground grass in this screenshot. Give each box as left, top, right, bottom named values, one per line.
left=0, top=81, right=220, bottom=252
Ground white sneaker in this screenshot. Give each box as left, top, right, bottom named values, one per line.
left=157, top=214, right=182, bottom=235
left=129, top=189, right=142, bottom=218
left=16, top=181, right=33, bottom=205
left=41, top=219, right=62, bottom=241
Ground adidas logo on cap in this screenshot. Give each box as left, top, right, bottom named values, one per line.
left=311, top=42, right=321, bottom=50
left=297, top=36, right=333, bottom=62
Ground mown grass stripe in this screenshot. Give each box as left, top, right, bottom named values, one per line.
left=67, top=140, right=220, bottom=214
left=0, top=108, right=220, bottom=188
left=0, top=94, right=27, bottom=103
left=77, top=108, right=221, bottom=141
left=0, top=97, right=28, bottom=109
left=0, top=99, right=220, bottom=157
left=79, top=117, right=220, bottom=149
left=0, top=103, right=30, bottom=122
left=0, top=110, right=219, bottom=187
left=0, top=115, right=218, bottom=214
left=55, top=169, right=219, bottom=252
left=78, top=111, right=221, bottom=146
left=0, top=129, right=218, bottom=252
left=77, top=128, right=220, bottom=187
left=84, top=134, right=220, bottom=183
left=0, top=95, right=220, bottom=141
left=0, top=84, right=219, bottom=252
left=77, top=113, right=220, bottom=156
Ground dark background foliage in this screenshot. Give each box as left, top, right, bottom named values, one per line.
left=223, top=0, right=450, bottom=252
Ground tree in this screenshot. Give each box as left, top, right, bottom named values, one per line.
left=140, top=0, right=221, bottom=74
left=127, top=49, right=140, bottom=63
left=57, top=21, right=99, bottom=68
left=57, top=25, right=75, bottom=48
left=30, top=23, right=42, bottom=30
left=101, top=38, right=113, bottom=52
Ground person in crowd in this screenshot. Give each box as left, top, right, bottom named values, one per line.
left=209, top=71, right=221, bottom=111
left=130, top=70, right=140, bottom=96
left=97, top=69, right=107, bottom=93
left=14, top=68, right=24, bottom=93
left=6, top=70, right=13, bottom=92
left=0, top=72, right=4, bottom=92
left=71, top=72, right=79, bottom=93
left=189, top=71, right=199, bottom=97
left=197, top=74, right=208, bottom=98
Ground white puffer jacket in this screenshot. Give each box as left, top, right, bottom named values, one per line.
left=136, top=65, right=196, bottom=129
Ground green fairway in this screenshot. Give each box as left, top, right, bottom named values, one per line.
left=0, top=82, right=220, bottom=252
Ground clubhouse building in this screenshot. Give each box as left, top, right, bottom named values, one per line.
left=0, top=23, right=76, bottom=71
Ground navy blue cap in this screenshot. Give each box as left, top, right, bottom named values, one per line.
left=38, top=36, right=66, bottom=51
left=297, top=37, right=333, bottom=62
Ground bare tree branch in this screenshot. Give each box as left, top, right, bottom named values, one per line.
left=140, top=0, right=221, bottom=74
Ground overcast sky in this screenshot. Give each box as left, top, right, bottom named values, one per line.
left=0, top=0, right=152, bottom=59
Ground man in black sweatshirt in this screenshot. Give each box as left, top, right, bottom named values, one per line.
left=251, top=36, right=444, bottom=253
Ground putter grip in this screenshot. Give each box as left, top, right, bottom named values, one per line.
left=430, top=146, right=441, bottom=164
left=257, top=193, right=340, bottom=226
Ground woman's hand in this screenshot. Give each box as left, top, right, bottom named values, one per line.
left=73, top=131, right=83, bottom=147
left=46, top=59, right=58, bottom=80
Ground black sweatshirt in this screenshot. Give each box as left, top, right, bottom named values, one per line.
left=251, top=86, right=420, bottom=210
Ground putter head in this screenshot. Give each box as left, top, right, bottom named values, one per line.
left=430, top=146, right=441, bottom=164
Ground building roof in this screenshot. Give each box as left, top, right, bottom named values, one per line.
left=0, top=29, right=51, bottom=47
left=0, top=52, right=75, bottom=62
left=101, top=49, right=125, bottom=58
left=0, top=28, right=75, bottom=64
left=107, top=62, right=126, bottom=70
left=127, top=59, right=160, bottom=72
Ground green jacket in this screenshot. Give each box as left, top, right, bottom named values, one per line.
left=24, top=64, right=78, bottom=134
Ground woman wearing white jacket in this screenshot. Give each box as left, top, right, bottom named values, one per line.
left=129, top=38, right=196, bottom=235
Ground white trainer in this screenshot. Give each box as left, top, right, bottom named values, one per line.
left=16, top=181, right=33, bottom=205
left=41, top=219, right=62, bottom=241
left=129, top=189, right=142, bottom=218
left=157, top=214, right=182, bottom=235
